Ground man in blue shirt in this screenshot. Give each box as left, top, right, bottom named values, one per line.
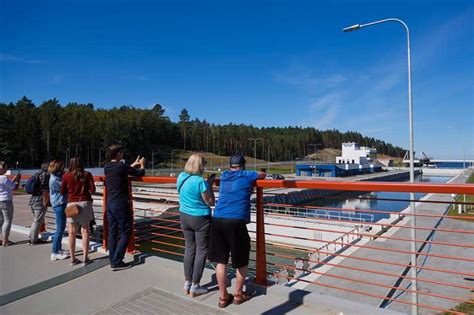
left=209, top=153, right=265, bottom=308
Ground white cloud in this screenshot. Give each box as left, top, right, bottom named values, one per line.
left=0, top=53, right=44, bottom=64
left=273, top=61, right=347, bottom=93
left=304, top=93, right=343, bottom=129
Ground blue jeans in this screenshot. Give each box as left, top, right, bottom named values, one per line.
left=52, top=204, right=66, bottom=253
left=107, top=201, right=132, bottom=266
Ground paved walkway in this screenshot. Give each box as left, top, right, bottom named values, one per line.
left=0, top=230, right=401, bottom=314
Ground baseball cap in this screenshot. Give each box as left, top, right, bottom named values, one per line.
left=229, top=153, right=246, bottom=167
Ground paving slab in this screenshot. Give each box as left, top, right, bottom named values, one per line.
left=8, top=194, right=33, bottom=228
left=0, top=231, right=107, bottom=300
left=1, top=244, right=401, bottom=315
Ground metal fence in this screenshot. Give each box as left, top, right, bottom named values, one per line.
left=97, top=174, right=474, bottom=314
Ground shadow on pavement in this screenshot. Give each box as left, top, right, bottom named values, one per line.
left=260, top=289, right=311, bottom=315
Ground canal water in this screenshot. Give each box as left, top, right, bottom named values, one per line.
left=303, top=175, right=451, bottom=222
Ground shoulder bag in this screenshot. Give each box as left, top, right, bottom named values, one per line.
left=177, top=174, right=196, bottom=193
left=65, top=178, right=86, bottom=218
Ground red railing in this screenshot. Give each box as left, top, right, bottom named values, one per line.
left=97, top=175, right=474, bottom=313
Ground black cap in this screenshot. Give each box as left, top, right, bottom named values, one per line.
left=229, top=153, right=246, bottom=167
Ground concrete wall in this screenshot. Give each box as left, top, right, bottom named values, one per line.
left=247, top=214, right=360, bottom=250
left=421, top=168, right=463, bottom=177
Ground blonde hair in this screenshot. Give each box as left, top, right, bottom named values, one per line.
left=184, top=153, right=205, bottom=175
left=48, top=160, right=64, bottom=174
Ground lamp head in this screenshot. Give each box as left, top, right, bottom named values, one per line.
left=343, top=24, right=361, bottom=32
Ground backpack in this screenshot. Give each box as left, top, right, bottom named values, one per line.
left=25, top=173, right=41, bottom=195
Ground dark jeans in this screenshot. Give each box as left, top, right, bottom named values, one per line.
left=180, top=212, right=211, bottom=283
left=52, top=204, right=66, bottom=253
left=107, top=201, right=132, bottom=266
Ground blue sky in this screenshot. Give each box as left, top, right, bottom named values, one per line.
left=1, top=0, right=473, bottom=159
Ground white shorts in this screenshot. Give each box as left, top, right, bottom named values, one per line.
left=66, top=201, right=94, bottom=228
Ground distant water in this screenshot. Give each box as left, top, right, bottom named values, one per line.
left=303, top=175, right=451, bottom=222
left=432, top=161, right=473, bottom=168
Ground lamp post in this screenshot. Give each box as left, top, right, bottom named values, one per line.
left=309, top=143, right=321, bottom=165
left=65, top=148, right=70, bottom=169
left=288, top=152, right=296, bottom=173
left=171, top=149, right=179, bottom=176
left=267, top=144, right=271, bottom=173
left=343, top=18, right=417, bottom=314
left=151, top=151, right=155, bottom=176
left=462, top=128, right=466, bottom=213
left=98, top=147, right=102, bottom=168
left=248, top=138, right=263, bottom=171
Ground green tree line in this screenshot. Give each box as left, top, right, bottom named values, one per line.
left=0, top=97, right=405, bottom=168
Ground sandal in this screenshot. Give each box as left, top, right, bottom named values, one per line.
left=233, top=292, right=251, bottom=305
left=83, top=258, right=91, bottom=266
left=218, top=294, right=234, bottom=308
left=70, top=258, right=81, bottom=266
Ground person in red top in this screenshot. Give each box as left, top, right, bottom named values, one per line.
left=61, top=157, right=96, bottom=266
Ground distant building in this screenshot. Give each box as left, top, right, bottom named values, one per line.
left=296, top=142, right=382, bottom=177
left=336, top=142, right=377, bottom=165
left=377, top=158, right=394, bottom=167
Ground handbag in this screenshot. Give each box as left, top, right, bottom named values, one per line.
left=43, top=191, right=52, bottom=208
left=65, top=179, right=86, bottom=218
left=65, top=204, right=80, bottom=218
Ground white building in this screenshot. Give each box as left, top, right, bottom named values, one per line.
left=336, top=142, right=377, bottom=165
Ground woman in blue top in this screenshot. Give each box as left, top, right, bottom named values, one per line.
left=177, top=153, right=215, bottom=297
left=48, top=160, right=69, bottom=261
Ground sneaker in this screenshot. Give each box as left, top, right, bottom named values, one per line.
left=190, top=284, right=208, bottom=297
left=51, top=252, right=68, bottom=261
left=59, top=249, right=70, bottom=256
left=183, top=281, right=192, bottom=295
left=111, top=261, right=132, bottom=271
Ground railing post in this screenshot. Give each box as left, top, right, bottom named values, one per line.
left=102, top=179, right=108, bottom=251
left=255, top=186, right=267, bottom=286
left=127, top=178, right=137, bottom=253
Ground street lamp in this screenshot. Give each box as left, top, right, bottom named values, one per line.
left=309, top=143, right=321, bottom=165
left=267, top=144, right=271, bottom=173
left=151, top=150, right=155, bottom=176
left=171, top=149, right=179, bottom=176
left=288, top=152, right=297, bottom=173
left=248, top=138, right=264, bottom=171
left=65, top=148, right=70, bottom=169
left=343, top=18, right=418, bottom=314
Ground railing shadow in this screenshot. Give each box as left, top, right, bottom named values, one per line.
left=261, top=289, right=311, bottom=315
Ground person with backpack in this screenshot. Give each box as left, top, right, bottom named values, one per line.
left=61, top=157, right=96, bottom=266
left=177, top=153, right=215, bottom=297
left=0, top=161, right=20, bottom=247
left=28, top=163, right=50, bottom=245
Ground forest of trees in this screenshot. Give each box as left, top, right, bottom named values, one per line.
left=0, top=97, right=405, bottom=168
